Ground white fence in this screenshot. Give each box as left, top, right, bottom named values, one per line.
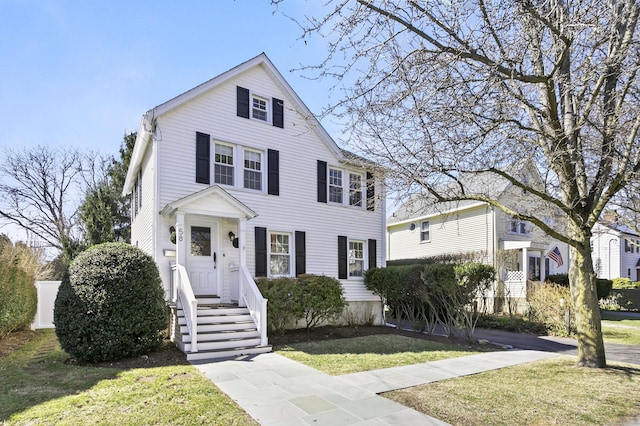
left=31, top=280, right=61, bottom=329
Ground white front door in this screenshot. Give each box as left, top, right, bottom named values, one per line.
left=187, top=220, right=219, bottom=296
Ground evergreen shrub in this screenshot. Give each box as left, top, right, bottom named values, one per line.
left=54, top=242, right=167, bottom=362
left=0, top=246, right=37, bottom=338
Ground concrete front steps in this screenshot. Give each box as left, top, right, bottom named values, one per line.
left=172, top=296, right=271, bottom=361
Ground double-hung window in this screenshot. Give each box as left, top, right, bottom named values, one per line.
left=214, top=143, right=234, bottom=185
left=349, top=240, right=364, bottom=277
left=243, top=149, right=262, bottom=190
left=349, top=173, right=363, bottom=207
left=252, top=95, right=268, bottom=121
left=329, top=168, right=343, bottom=203
left=270, top=232, right=290, bottom=276
left=420, top=221, right=430, bottom=242
left=509, top=217, right=527, bottom=234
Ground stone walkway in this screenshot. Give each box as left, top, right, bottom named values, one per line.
left=191, top=349, right=559, bottom=425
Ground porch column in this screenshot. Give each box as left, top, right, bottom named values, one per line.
left=540, top=249, right=546, bottom=282
left=176, top=212, right=186, bottom=267
left=238, top=218, right=247, bottom=268
left=522, top=247, right=529, bottom=281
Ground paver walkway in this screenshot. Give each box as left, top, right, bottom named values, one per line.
left=191, top=349, right=559, bottom=425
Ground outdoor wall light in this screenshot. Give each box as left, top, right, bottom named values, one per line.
left=228, top=231, right=239, bottom=249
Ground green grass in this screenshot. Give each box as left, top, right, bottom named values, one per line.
left=601, top=311, right=640, bottom=345
left=0, top=330, right=257, bottom=425
left=275, top=334, right=492, bottom=375
left=385, top=356, right=640, bottom=426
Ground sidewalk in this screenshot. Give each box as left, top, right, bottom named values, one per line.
left=191, top=349, right=559, bottom=425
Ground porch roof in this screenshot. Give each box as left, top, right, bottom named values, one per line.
left=160, top=185, right=258, bottom=219
left=501, top=240, right=548, bottom=251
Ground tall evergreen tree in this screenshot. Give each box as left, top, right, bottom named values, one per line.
left=79, top=132, right=135, bottom=245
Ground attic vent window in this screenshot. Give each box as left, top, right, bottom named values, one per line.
left=252, top=96, right=268, bottom=121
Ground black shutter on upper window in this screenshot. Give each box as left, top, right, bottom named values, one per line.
left=195, top=132, right=210, bottom=184
left=368, top=239, right=377, bottom=269
left=255, top=227, right=267, bottom=277
left=317, top=160, right=327, bottom=203
left=366, top=172, right=375, bottom=211
left=273, top=97, right=284, bottom=128
left=338, top=235, right=348, bottom=279
left=267, top=149, right=279, bottom=195
left=237, top=86, right=250, bottom=119
left=295, top=231, right=306, bottom=276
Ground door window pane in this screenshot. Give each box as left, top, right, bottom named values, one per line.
left=191, top=226, right=211, bottom=256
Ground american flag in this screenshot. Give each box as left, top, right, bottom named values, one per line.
left=548, top=246, right=563, bottom=266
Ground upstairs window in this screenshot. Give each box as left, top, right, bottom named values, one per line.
left=252, top=95, right=268, bottom=121
left=214, top=143, right=234, bottom=185
left=329, top=168, right=343, bottom=203
left=420, top=221, right=430, bottom=242
left=244, top=149, right=262, bottom=190
left=349, top=173, right=363, bottom=207
left=509, top=217, right=528, bottom=234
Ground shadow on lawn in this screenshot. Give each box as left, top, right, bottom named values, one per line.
left=0, top=330, right=186, bottom=422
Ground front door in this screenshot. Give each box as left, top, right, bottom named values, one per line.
left=187, top=220, right=219, bottom=296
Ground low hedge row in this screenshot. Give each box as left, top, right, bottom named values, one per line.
left=256, top=274, right=346, bottom=334
left=546, top=273, right=612, bottom=300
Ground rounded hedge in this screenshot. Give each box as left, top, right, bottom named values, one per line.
left=54, top=242, right=167, bottom=362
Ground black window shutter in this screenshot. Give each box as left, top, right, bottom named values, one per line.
left=255, top=227, right=268, bottom=277
left=195, top=132, right=210, bottom=184
left=317, top=160, right=327, bottom=203
left=273, top=97, right=284, bottom=128
left=368, top=239, right=377, bottom=269
left=268, top=149, right=279, bottom=195
left=237, top=86, right=250, bottom=119
left=338, top=235, right=348, bottom=279
left=295, top=231, right=306, bottom=276
left=366, top=172, right=375, bottom=211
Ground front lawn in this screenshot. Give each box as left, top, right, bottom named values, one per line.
left=0, top=330, right=257, bottom=425
left=385, top=356, right=640, bottom=426
left=601, top=311, right=640, bottom=346
left=275, top=334, right=494, bottom=375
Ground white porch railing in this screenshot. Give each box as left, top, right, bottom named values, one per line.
left=172, top=264, right=198, bottom=353
left=231, top=265, right=268, bottom=346
left=503, top=270, right=527, bottom=299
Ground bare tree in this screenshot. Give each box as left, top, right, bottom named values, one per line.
left=283, top=0, right=640, bottom=367
left=0, top=146, right=87, bottom=256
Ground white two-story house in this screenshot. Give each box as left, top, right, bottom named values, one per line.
left=387, top=166, right=569, bottom=312
left=592, top=213, right=640, bottom=281
left=123, top=53, right=385, bottom=360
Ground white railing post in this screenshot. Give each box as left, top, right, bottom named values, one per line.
left=238, top=265, right=268, bottom=346
left=260, top=298, right=268, bottom=346
left=172, top=264, right=198, bottom=353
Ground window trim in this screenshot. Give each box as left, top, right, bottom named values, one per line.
left=328, top=167, right=343, bottom=204
left=251, top=93, right=270, bottom=122
left=349, top=172, right=364, bottom=207
left=214, top=141, right=235, bottom=186
left=348, top=239, right=365, bottom=279
left=326, top=165, right=367, bottom=209
left=269, top=231, right=292, bottom=277
left=508, top=217, right=529, bottom=235
left=243, top=148, right=263, bottom=191
left=420, top=221, right=430, bottom=242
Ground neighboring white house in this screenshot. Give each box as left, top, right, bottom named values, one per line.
left=592, top=216, right=640, bottom=281
left=122, top=53, right=385, bottom=359
left=387, top=165, right=569, bottom=312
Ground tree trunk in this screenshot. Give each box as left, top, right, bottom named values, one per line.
left=568, top=241, right=606, bottom=368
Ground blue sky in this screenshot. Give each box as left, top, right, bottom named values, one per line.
left=0, top=0, right=339, bottom=158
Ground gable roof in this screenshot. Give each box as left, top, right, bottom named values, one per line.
left=159, top=185, right=257, bottom=219
left=388, top=162, right=541, bottom=224
left=123, top=53, right=344, bottom=195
